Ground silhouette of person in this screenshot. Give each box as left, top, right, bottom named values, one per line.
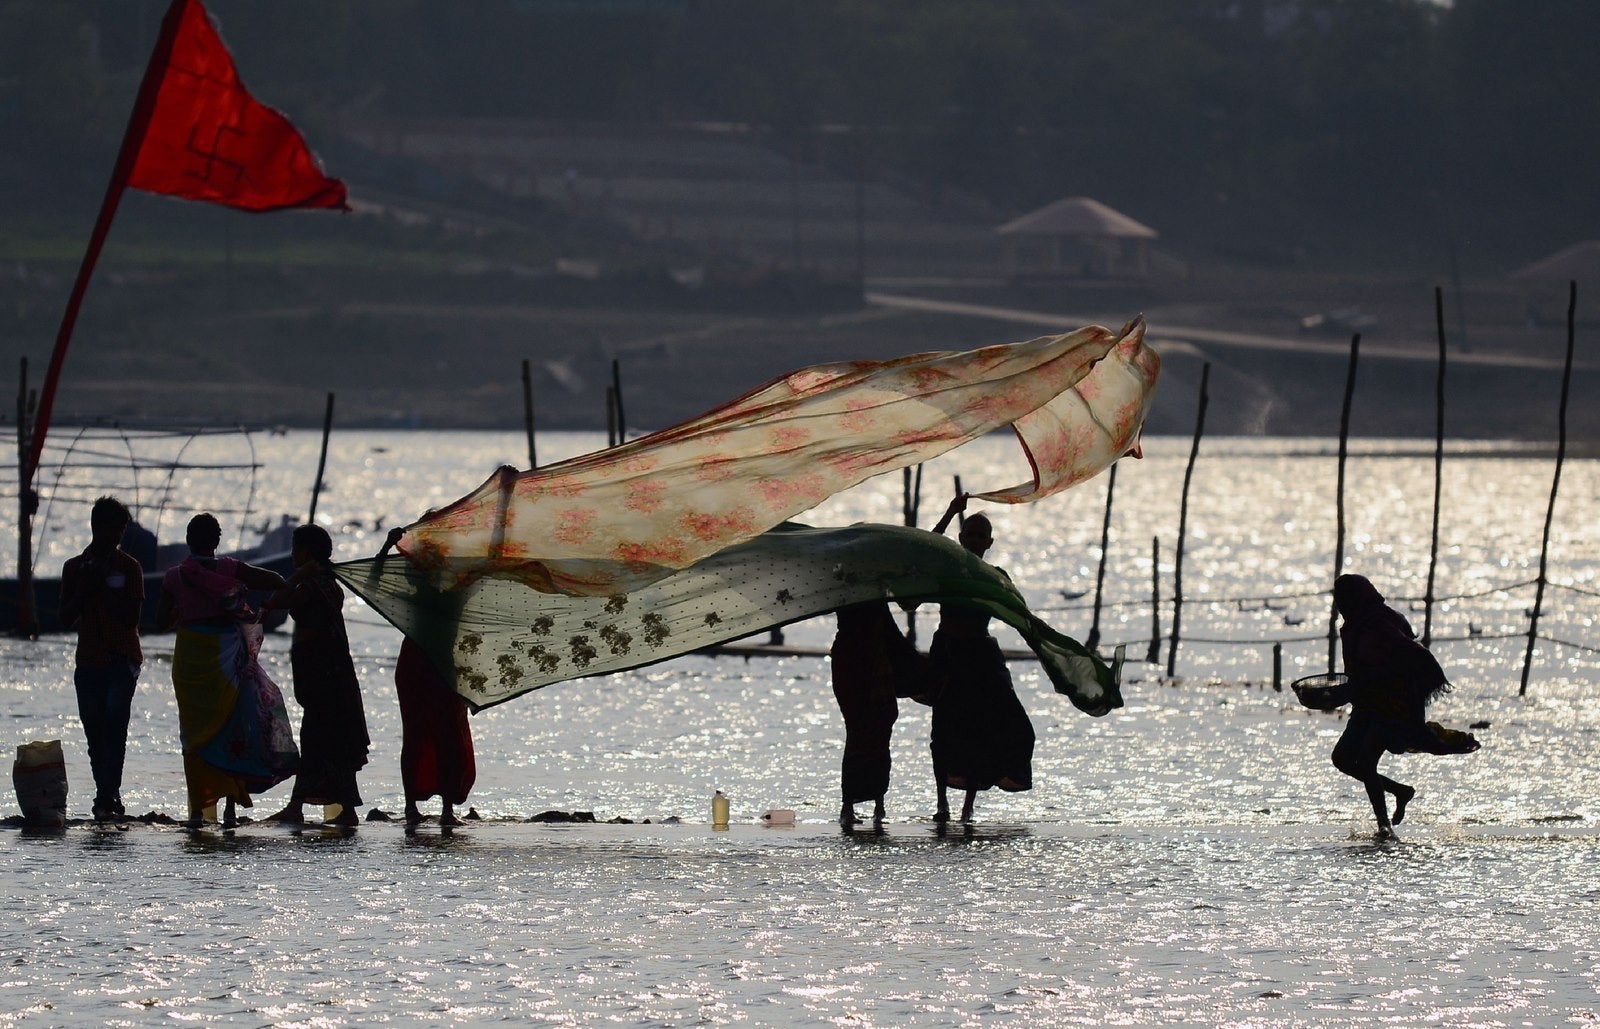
left=927, top=495, right=1035, bottom=823
left=829, top=599, right=925, bottom=828
left=156, top=512, right=295, bottom=828
left=58, top=496, right=145, bottom=822
left=264, top=525, right=370, bottom=827
left=1329, top=573, right=1480, bottom=837
left=396, top=637, right=476, bottom=827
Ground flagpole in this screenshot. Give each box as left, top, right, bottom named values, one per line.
left=24, top=0, right=188, bottom=486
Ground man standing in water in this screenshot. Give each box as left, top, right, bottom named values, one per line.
left=58, top=496, right=145, bottom=822
left=927, top=495, right=1036, bottom=824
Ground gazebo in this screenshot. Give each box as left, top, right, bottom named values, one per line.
left=996, top=196, right=1158, bottom=280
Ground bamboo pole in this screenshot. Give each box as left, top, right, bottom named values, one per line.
left=1423, top=288, right=1446, bottom=647
left=893, top=464, right=926, bottom=643
left=306, top=392, right=335, bottom=525
left=1167, top=363, right=1209, bottom=677
left=521, top=359, right=538, bottom=470
left=1328, top=334, right=1360, bottom=672
left=611, top=358, right=627, bottom=443
left=14, top=358, right=38, bottom=637
left=1521, top=281, right=1577, bottom=696
left=1146, top=536, right=1161, bottom=665
left=1088, top=461, right=1118, bottom=652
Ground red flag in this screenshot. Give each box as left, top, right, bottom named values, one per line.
left=126, top=0, right=348, bottom=211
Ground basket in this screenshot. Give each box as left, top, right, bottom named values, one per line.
left=1290, top=673, right=1350, bottom=711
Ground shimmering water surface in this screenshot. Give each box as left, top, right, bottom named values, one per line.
left=3, top=432, right=1597, bottom=1025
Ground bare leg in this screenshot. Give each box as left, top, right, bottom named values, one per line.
left=1363, top=781, right=1393, bottom=835
left=1333, top=726, right=1396, bottom=835
left=440, top=802, right=461, bottom=828
left=1390, top=781, right=1415, bottom=824
left=959, top=789, right=976, bottom=824
left=934, top=782, right=950, bottom=823
left=872, top=797, right=885, bottom=825
left=221, top=798, right=237, bottom=829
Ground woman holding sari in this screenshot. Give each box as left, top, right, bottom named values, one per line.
left=264, top=525, right=370, bottom=827
left=156, top=513, right=298, bottom=827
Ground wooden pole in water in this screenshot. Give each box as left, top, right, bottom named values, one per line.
left=14, top=358, right=38, bottom=637
left=307, top=392, right=334, bottom=525
left=1328, top=334, right=1360, bottom=673
left=901, top=463, right=924, bottom=644
left=611, top=358, right=627, bottom=443
left=1423, top=288, right=1447, bottom=647
left=1088, top=462, right=1118, bottom=652
left=521, top=359, right=538, bottom=470
left=1521, top=281, right=1577, bottom=696
left=1147, top=536, right=1161, bottom=664
left=605, top=386, right=617, bottom=447
left=1167, top=362, right=1209, bottom=677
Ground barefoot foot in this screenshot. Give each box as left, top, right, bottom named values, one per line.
left=1392, top=785, right=1415, bottom=824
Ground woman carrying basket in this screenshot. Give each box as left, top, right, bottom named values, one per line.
left=1324, top=573, right=1480, bottom=837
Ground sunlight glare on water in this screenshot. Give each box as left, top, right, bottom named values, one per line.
left=1, top=431, right=1597, bottom=1024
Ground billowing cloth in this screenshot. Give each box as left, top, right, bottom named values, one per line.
left=338, top=522, right=1124, bottom=715
left=396, top=638, right=476, bottom=805
left=171, top=623, right=298, bottom=810
left=394, top=318, right=1159, bottom=598
left=930, top=626, right=1036, bottom=793
left=283, top=569, right=369, bottom=809
left=830, top=602, right=925, bottom=805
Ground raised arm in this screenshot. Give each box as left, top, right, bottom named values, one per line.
left=931, top=494, right=968, bottom=536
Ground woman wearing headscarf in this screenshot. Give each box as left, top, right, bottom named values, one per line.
left=1330, top=573, right=1480, bottom=836
left=156, top=512, right=297, bottom=828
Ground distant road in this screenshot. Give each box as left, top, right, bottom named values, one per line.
left=865, top=292, right=1586, bottom=372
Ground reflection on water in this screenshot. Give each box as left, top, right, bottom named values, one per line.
left=2, top=433, right=1597, bottom=1024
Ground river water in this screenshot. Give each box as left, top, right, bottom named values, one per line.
left=2, top=431, right=1596, bottom=1025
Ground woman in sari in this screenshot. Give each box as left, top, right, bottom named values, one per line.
left=264, top=525, right=370, bottom=827
left=927, top=496, right=1036, bottom=825
left=396, top=636, right=475, bottom=827
left=829, top=600, right=925, bottom=828
left=156, top=513, right=298, bottom=828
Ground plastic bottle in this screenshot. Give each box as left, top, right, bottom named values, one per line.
left=711, top=790, right=730, bottom=830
